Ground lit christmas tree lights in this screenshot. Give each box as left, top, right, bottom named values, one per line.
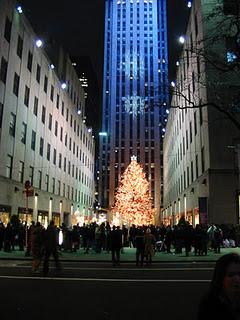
left=112, top=156, right=153, bottom=226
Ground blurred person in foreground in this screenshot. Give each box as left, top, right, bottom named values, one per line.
left=198, top=253, right=240, bottom=320
left=31, top=222, right=44, bottom=272
left=43, top=220, right=61, bottom=276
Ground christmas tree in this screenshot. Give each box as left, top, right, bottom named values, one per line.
left=112, top=156, right=153, bottom=226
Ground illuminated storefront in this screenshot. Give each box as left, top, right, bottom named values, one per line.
left=186, top=210, right=193, bottom=225
left=37, top=211, right=49, bottom=229
left=0, top=205, right=11, bottom=226
left=18, top=207, right=33, bottom=226
left=194, top=208, right=200, bottom=225
left=52, top=212, right=60, bottom=227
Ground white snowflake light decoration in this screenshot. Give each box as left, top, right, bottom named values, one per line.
left=122, top=91, right=145, bottom=117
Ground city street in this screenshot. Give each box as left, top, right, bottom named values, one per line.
left=0, top=260, right=214, bottom=320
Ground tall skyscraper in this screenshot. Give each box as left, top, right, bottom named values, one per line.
left=99, top=0, right=168, bottom=223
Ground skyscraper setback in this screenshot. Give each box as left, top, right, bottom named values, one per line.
left=99, top=0, right=169, bottom=222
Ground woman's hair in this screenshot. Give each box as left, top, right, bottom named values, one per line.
left=211, top=253, right=240, bottom=293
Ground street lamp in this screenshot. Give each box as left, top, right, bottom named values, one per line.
left=179, top=36, right=185, bottom=44
left=36, top=39, right=43, bottom=48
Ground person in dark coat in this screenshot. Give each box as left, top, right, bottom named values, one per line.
left=174, top=225, right=184, bottom=254
left=4, top=223, right=12, bottom=252
left=43, top=220, right=61, bottom=275
left=31, top=222, right=44, bottom=272
left=164, top=225, right=173, bottom=253
left=105, top=222, right=111, bottom=253
left=201, top=226, right=208, bottom=256
left=129, top=225, right=137, bottom=248
left=135, top=228, right=145, bottom=266
left=83, top=225, right=90, bottom=253
left=72, top=225, right=80, bottom=252
left=214, top=225, right=223, bottom=253
left=194, top=224, right=203, bottom=256
left=198, top=253, right=240, bottom=320
left=25, top=222, right=35, bottom=256
left=110, top=226, right=122, bottom=266
left=0, top=222, right=5, bottom=250
left=183, top=222, right=194, bottom=256
left=122, top=224, right=128, bottom=247
left=18, top=223, right=25, bottom=251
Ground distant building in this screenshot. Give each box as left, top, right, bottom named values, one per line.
left=0, top=0, right=95, bottom=226
left=99, top=0, right=169, bottom=223
left=163, top=0, right=240, bottom=226
left=79, top=72, right=88, bottom=99
left=71, top=56, right=101, bottom=146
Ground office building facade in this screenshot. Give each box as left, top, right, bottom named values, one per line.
left=163, top=0, right=240, bottom=226
left=99, top=0, right=168, bottom=223
left=0, top=0, right=95, bottom=227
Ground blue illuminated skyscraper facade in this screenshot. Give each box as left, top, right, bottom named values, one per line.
left=99, top=0, right=168, bottom=222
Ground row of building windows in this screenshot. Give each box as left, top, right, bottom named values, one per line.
left=177, top=9, right=237, bottom=95
left=117, top=2, right=153, bottom=10
left=165, top=110, right=206, bottom=194
left=114, top=150, right=156, bottom=166
left=170, top=107, right=200, bottom=150
left=0, top=58, right=93, bottom=154
left=117, top=22, right=153, bottom=30
left=1, top=6, right=95, bottom=215
left=8, top=114, right=93, bottom=173
left=6, top=153, right=94, bottom=194
left=168, top=147, right=205, bottom=198
left=116, top=32, right=154, bottom=38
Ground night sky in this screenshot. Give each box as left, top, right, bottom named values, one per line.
left=20, top=0, right=190, bottom=134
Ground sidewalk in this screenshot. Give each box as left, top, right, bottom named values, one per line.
left=0, top=247, right=239, bottom=263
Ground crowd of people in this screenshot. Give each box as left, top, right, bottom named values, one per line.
left=0, top=217, right=240, bottom=268
left=57, top=220, right=239, bottom=260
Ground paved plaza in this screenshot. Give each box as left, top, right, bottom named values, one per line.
left=0, top=247, right=239, bottom=263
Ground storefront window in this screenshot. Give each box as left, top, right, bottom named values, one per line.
left=0, top=212, right=10, bottom=226
left=186, top=210, right=193, bottom=225
left=38, top=212, right=48, bottom=229
left=194, top=208, right=199, bottom=226
left=18, top=213, right=32, bottom=226
left=53, top=213, right=60, bottom=227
